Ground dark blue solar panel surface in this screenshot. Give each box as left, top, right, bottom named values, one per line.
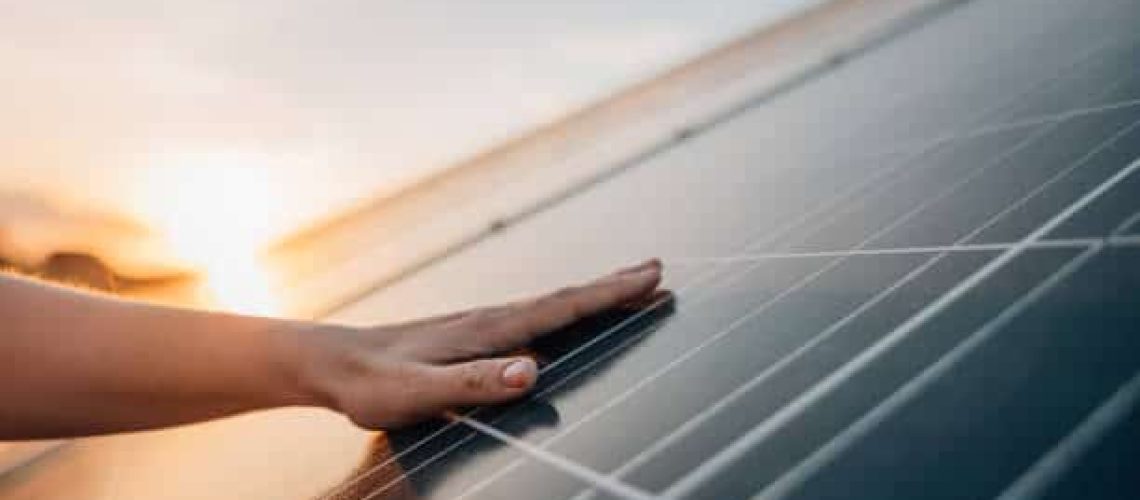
left=1039, top=398, right=1140, bottom=500
left=324, top=0, right=1140, bottom=498
left=776, top=246, right=1140, bottom=500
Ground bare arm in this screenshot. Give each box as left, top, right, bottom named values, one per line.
left=0, top=260, right=661, bottom=439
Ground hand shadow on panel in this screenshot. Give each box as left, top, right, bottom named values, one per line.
left=321, top=291, right=677, bottom=500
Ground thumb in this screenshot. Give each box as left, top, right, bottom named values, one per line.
left=417, top=357, right=538, bottom=413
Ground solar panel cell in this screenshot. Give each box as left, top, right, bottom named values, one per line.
left=1046, top=156, right=1140, bottom=240
left=967, top=110, right=1140, bottom=244
left=1106, top=72, right=1140, bottom=104
left=823, top=0, right=1137, bottom=148
left=1120, top=219, right=1140, bottom=237
left=994, top=39, right=1140, bottom=124
left=773, top=246, right=1140, bottom=500
left=867, top=106, right=1140, bottom=249
left=1037, top=397, right=1140, bottom=500
left=668, top=247, right=1082, bottom=499
left=780, top=127, right=1043, bottom=252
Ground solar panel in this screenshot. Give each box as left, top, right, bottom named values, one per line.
left=321, top=0, right=1140, bottom=498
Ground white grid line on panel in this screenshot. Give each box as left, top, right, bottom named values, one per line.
left=447, top=413, right=656, bottom=500
left=866, top=97, right=1140, bottom=170
left=1111, top=210, right=1140, bottom=236
left=666, top=236, right=1140, bottom=265
left=995, top=370, right=1140, bottom=500
left=661, top=155, right=1140, bottom=499
left=752, top=244, right=1102, bottom=500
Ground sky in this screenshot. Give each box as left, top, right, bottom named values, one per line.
left=0, top=0, right=818, bottom=250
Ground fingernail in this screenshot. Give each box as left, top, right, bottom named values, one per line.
left=501, top=358, right=536, bottom=389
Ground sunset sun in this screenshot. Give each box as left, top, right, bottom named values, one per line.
left=132, top=148, right=285, bottom=315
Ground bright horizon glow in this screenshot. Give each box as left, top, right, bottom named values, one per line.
left=0, top=1, right=820, bottom=315
left=0, top=1, right=817, bottom=249
left=132, top=148, right=284, bottom=315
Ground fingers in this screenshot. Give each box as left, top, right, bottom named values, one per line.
left=520, top=259, right=663, bottom=335
left=383, top=261, right=659, bottom=334
left=413, top=357, right=539, bottom=413
left=333, top=260, right=663, bottom=429
left=463, top=259, right=663, bottom=354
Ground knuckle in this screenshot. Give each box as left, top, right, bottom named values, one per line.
left=459, top=363, right=492, bottom=392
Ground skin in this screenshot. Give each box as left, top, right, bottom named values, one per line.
left=0, top=259, right=662, bottom=439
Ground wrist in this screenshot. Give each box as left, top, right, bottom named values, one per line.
left=269, top=321, right=356, bottom=410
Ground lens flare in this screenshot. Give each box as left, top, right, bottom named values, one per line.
left=132, top=148, right=284, bottom=315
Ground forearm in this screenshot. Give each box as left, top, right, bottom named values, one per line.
left=0, top=274, right=328, bottom=439
left=0, top=259, right=662, bottom=438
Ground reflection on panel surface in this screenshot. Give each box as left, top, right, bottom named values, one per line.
left=671, top=248, right=1082, bottom=498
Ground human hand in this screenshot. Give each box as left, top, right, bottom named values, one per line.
left=296, top=260, right=663, bottom=429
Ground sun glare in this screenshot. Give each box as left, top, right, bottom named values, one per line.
left=134, top=148, right=285, bottom=315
